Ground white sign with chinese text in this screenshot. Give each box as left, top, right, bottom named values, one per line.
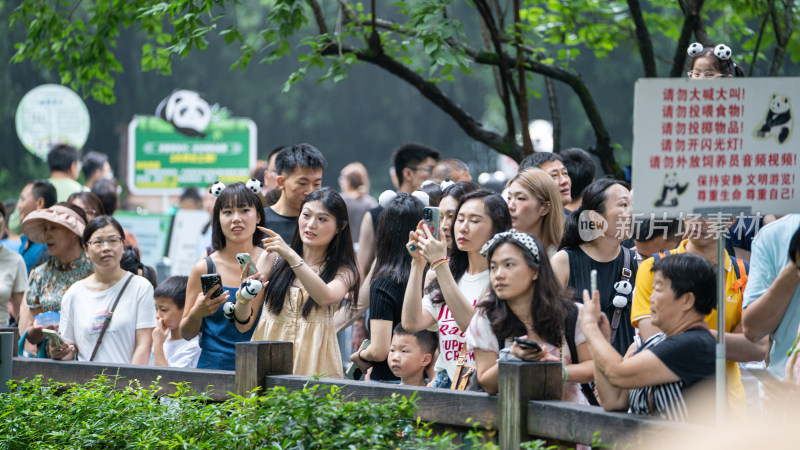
left=632, top=78, right=798, bottom=217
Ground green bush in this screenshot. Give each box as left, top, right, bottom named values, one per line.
left=0, top=374, right=457, bottom=449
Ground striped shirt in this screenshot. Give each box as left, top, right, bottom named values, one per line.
left=628, top=328, right=715, bottom=421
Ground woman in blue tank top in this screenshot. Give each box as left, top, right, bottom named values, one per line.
left=181, top=182, right=267, bottom=370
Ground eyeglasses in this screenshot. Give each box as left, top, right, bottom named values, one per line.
left=687, top=70, right=725, bottom=79
left=87, top=237, right=124, bottom=249
left=411, top=166, right=434, bottom=174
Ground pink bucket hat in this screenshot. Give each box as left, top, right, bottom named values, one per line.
left=21, top=205, right=86, bottom=244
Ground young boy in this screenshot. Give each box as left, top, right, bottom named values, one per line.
left=388, top=325, right=437, bottom=387
left=152, top=276, right=201, bottom=368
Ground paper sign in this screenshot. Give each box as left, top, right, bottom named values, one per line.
left=632, top=78, right=798, bottom=218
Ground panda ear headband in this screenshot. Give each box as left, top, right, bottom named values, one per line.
left=420, top=178, right=456, bottom=191
left=209, top=178, right=263, bottom=198
left=378, top=190, right=430, bottom=208
left=688, top=42, right=737, bottom=68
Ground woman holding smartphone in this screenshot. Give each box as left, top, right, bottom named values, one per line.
left=233, top=187, right=360, bottom=378
left=466, top=231, right=594, bottom=399
left=181, top=182, right=267, bottom=370
left=402, top=189, right=511, bottom=388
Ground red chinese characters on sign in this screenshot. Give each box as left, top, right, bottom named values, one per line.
left=658, top=87, right=796, bottom=203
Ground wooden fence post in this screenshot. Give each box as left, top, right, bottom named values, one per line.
left=498, top=361, right=562, bottom=449
left=235, top=341, right=292, bottom=396
left=0, top=332, right=13, bottom=394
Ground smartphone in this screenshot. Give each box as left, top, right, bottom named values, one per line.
left=200, top=274, right=224, bottom=298
left=236, top=253, right=257, bottom=276
left=42, top=328, right=70, bottom=347
left=590, top=269, right=598, bottom=294
left=345, top=339, right=371, bottom=380
left=513, top=337, right=542, bottom=352
left=423, top=207, right=441, bottom=239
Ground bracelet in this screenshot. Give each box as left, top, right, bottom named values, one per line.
left=290, top=259, right=305, bottom=269
left=562, top=365, right=569, bottom=382
left=430, top=257, right=448, bottom=267
left=234, top=290, right=252, bottom=305
left=233, top=307, right=252, bottom=325
left=358, top=348, right=371, bottom=363
left=431, top=257, right=449, bottom=270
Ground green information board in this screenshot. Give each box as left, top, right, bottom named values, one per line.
left=127, top=115, right=256, bottom=195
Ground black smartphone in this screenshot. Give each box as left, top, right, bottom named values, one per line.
left=200, top=274, right=224, bottom=298
left=513, top=337, right=542, bottom=352
left=422, top=206, right=441, bottom=239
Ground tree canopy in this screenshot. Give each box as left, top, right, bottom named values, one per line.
left=8, top=0, right=799, bottom=179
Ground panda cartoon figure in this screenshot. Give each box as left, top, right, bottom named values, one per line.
left=156, top=89, right=212, bottom=137
left=654, top=172, right=688, bottom=207
left=756, top=94, right=793, bottom=144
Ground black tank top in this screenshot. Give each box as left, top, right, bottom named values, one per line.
left=565, top=246, right=638, bottom=355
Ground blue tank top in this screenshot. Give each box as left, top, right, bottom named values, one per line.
left=196, top=259, right=263, bottom=370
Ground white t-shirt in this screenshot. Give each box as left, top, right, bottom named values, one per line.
left=163, top=336, right=202, bottom=368
left=466, top=304, right=589, bottom=404
left=0, top=246, right=27, bottom=325
left=421, top=270, right=489, bottom=380
left=60, top=274, right=156, bottom=364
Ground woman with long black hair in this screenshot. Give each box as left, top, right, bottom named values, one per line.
left=402, top=189, right=511, bottom=388
left=466, top=231, right=594, bottom=398
left=348, top=192, right=425, bottom=382
left=234, top=187, right=360, bottom=378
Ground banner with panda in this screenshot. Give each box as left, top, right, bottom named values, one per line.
left=127, top=90, right=257, bottom=196
left=632, top=77, right=798, bottom=218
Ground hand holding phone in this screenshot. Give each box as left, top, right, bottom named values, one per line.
left=42, top=328, right=70, bottom=347
left=422, top=207, right=441, bottom=240
left=513, top=336, right=542, bottom=352
left=200, top=274, right=224, bottom=299
left=346, top=339, right=371, bottom=380
left=236, top=253, right=258, bottom=277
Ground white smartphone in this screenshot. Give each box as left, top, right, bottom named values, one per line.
left=236, top=253, right=258, bottom=276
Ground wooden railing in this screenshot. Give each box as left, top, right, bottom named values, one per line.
left=0, top=333, right=701, bottom=448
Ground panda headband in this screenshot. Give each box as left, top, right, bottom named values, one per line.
left=209, top=178, right=263, bottom=197
left=479, top=229, right=540, bottom=264
left=421, top=179, right=456, bottom=191
left=378, top=190, right=430, bottom=208
left=687, top=42, right=733, bottom=60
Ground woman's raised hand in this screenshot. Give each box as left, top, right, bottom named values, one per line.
left=415, top=220, right=448, bottom=265
left=406, top=222, right=426, bottom=264
left=259, top=226, right=295, bottom=260
left=239, top=261, right=265, bottom=285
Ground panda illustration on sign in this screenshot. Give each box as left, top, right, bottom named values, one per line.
left=756, top=94, right=792, bottom=144
left=654, top=172, right=688, bottom=207
left=155, top=89, right=212, bottom=137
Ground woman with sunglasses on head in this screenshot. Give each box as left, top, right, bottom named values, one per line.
left=49, top=216, right=156, bottom=364
left=402, top=189, right=511, bottom=388
left=466, top=231, right=594, bottom=399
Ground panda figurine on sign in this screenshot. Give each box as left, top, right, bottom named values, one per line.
left=757, top=94, right=793, bottom=144
left=654, top=172, right=689, bottom=207
left=155, top=89, right=212, bottom=137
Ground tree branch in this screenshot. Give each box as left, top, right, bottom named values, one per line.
left=749, top=11, right=769, bottom=76
left=320, top=44, right=520, bottom=159
left=545, top=76, right=560, bottom=153
left=475, top=0, right=518, bottom=142
left=669, top=0, right=706, bottom=77
left=769, top=0, right=793, bottom=76
left=626, top=0, right=657, bottom=77
left=306, top=0, right=328, bottom=35
left=514, top=0, right=533, bottom=157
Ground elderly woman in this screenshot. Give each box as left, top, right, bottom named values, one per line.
left=18, top=203, right=94, bottom=357
left=50, top=216, right=155, bottom=363
left=581, top=253, right=716, bottom=421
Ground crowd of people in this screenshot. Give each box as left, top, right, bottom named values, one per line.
left=1, top=44, right=799, bottom=424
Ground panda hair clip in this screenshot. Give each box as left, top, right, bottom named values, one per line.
left=208, top=178, right=263, bottom=198
left=687, top=42, right=733, bottom=61
left=378, top=190, right=430, bottom=208
left=420, top=178, right=455, bottom=191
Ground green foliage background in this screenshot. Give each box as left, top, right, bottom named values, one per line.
left=1, top=1, right=797, bottom=202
